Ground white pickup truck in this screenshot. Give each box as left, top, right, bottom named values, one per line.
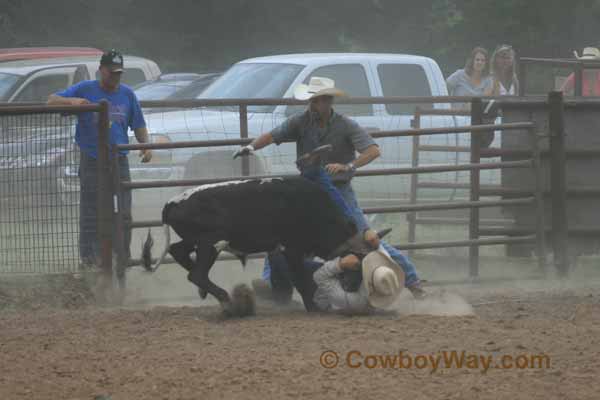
left=141, top=53, right=484, bottom=208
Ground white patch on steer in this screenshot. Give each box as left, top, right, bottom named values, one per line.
left=168, top=180, right=251, bottom=204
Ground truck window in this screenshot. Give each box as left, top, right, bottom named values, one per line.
left=287, top=64, right=373, bottom=116
left=95, top=68, right=147, bottom=86
left=73, top=65, right=89, bottom=84
left=15, top=74, right=70, bottom=102
left=122, top=68, right=147, bottom=86
left=377, top=64, right=431, bottom=115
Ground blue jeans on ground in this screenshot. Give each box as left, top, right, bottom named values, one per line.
left=262, top=171, right=420, bottom=287
left=78, top=150, right=132, bottom=264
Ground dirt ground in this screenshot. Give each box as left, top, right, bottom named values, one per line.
left=1, top=259, right=600, bottom=400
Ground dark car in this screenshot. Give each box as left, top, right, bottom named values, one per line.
left=137, top=73, right=222, bottom=116
left=166, top=73, right=221, bottom=99
left=135, top=73, right=221, bottom=102
left=133, top=73, right=203, bottom=101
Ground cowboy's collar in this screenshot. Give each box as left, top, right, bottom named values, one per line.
left=309, top=109, right=337, bottom=125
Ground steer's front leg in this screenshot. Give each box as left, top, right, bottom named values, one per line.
left=284, top=248, right=318, bottom=312
left=187, top=244, right=231, bottom=311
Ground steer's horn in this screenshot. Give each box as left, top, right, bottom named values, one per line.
left=377, top=228, right=392, bottom=240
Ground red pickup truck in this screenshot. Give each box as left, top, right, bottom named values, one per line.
left=0, top=47, right=102, bottom=63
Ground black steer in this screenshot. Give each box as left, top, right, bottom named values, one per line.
left=143, top=176, right=360, bottom=314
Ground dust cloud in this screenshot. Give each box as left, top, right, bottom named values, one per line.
left=392, top=289, right=474, bottom=317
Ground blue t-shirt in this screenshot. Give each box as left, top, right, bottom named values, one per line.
left=56, top=80, right=146, bottom=158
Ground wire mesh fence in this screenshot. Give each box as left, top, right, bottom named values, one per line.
left=0, top=111, right=81, bottom=273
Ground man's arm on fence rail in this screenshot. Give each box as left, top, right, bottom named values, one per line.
left=47, top=94, right=90, bottom=106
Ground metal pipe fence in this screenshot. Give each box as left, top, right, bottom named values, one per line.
left=407, top=104, right=544, bottom=268
left=102, top=96, right=557, bottom=288
left=0, top=94, right=573, bottom=286
left=410, top=93, right=573, bottom=275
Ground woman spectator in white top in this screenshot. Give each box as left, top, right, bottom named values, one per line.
left=486, top=44, right=519, bottom=96
left=446, top=47, right=492, bottom=109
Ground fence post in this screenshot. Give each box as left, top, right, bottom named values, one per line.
left=529, top=126, right=548, bottom=274
left=239, top=104, right=250, bottom=176
left=574, top=63, right=583, bottom=97
left=469, top=98, right=483, bottom=279
left=548, top=91, right=569, bottom=276
left=518, top=58, right=527, bottom=96
left=97, top=100, right=113, bottom=279
left=111, top=144, right=127, bottom=292
left=407, top=107, right=421, bottom=257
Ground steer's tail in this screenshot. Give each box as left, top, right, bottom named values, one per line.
left=141, top=225, right=170, bottom=273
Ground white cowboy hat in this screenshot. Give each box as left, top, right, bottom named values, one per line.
left=293, top=76, right=346, bottom=101
left=362, top=246, right=405, bottom=308
left=574, top=47, right=600, bottom=60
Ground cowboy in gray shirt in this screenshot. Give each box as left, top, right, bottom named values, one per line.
left=269, top=105, right=377, bottom=184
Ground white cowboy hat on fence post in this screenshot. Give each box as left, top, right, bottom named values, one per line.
left=574, top=47, right=600, bottom=60
left=362, top=246, right=405, bottom=308
left=293, top=76, right=346, bottom=100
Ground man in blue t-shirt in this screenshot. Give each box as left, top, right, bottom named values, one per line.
left=48, top=49, right=152, bottom=267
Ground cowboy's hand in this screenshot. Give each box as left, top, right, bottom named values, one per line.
left=363, top=229, right=380, bottom=249
left=139, top=149, right=152, bottom=163
left=325, top=163, right=349, bottom=175
left=339, top=254, right=361, bottom=271
left=233, top=145, right=254, bottom=159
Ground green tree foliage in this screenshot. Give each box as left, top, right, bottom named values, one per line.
left=1, top=0, right=600, bottom=74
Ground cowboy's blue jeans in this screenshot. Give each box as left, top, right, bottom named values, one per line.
left=262, top=169, right=420, bottom=287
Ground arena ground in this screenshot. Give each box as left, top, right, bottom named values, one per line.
left=1, top=256, right=599, bottom=400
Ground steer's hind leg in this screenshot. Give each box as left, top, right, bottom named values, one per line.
left=169, top=240, right=195, bottom=272
left=188, top=243, right=232, bottom=311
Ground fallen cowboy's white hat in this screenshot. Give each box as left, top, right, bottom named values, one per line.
left=574, top=47, right=600, bottom=60
left=362, top=246, right=405, bottom=308
left=293, top=76, right=347, bottom=101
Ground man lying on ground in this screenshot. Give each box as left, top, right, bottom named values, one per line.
left=312, top=246, right=404, bottom=314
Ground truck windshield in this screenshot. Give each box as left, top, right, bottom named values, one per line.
left=0, top=72, right=20, bottom=101
left=199, top=63, right=303, bottom=112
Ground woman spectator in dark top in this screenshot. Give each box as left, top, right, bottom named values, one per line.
left=446, top=47, right=492, bottom=108
left=486, top=44, right=519, bottom=96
